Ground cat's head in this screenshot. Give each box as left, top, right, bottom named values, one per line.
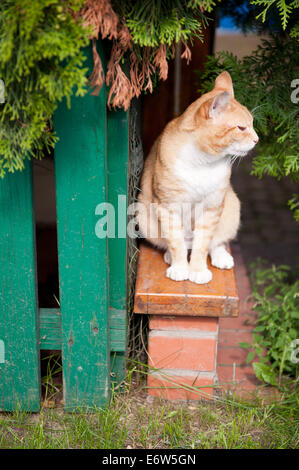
left=183, top=71, right=258, bottom=159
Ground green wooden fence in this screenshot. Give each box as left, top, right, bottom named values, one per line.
left=0, top=41, right=128, bottom=412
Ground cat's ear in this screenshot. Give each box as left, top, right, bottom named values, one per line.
left=214, top=71, right=234, bottom=98
left=209, top=91, right=230, bottom=118
left=191, top=91, right=230, bottom=125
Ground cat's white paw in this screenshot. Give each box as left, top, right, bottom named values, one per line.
left=163, top=250, right=172, bottom=265
left=189, top=268, right=212, bottom=284
left=211, top=247, right=234, bottom=270
left=166, top=265, right=189, bottom=281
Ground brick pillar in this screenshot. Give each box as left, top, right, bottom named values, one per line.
left=147, top=316, right=218, bottom=400
left=134, top=243, right=239, bottom=401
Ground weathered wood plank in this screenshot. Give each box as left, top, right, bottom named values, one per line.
left=134, top=243, right=239, bottom=317
left=39, top=308, right=62, bottom=350
left=107, top=108, right=129, bottom=310
left=54, top=41, right=110, bottom=410
left=39, top=308, right=126, bottom=353
left=107, top=108, right=129, bottom=383
left=0, top=162, right=40, bottom=411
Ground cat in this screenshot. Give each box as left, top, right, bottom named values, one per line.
left=137, top=71, right=258, bottom=284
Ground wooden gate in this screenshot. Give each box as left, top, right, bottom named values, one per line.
left=0, top=41, right=128, bottom=412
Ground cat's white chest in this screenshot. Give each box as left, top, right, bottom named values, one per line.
left=175, top=142, right=230, bottom=205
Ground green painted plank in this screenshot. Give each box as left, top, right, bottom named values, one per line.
left=109, top=308, right=127, bottom=352
left=110, top=352, right=126, bottom=389
left=39, top=308, right=126, bottom=353
left=107, top=109, right=129, bottom=311
left=109, top=308, right=127, bottom=330
left=54, top=41, right=110, bottom=411
left=0, top=162, right=40, bottom=411
left=106, top=109, right=129, bottom=385
left=39, top=308, right=62, bottom=350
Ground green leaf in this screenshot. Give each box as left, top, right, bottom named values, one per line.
left=239, top=342, right=251, bottom=349
left=253, top=362, right=278, bottom=386
left=254, top=325, right=266, bottom=332
left=246, top=351, right=255, bottom=363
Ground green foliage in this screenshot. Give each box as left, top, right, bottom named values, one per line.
left=288, top=194, right=299, bottom=221
left=113, top=1, right=216, bottom=48
left=219, top=0, right=299, bottom=34
left=251, top=0, right=299, bottom=34
left=0, top=0, right=218, bottom=175
left=240, top=261, right=299, bottom=386
left=0, top=0, right=90, bottom=176
left=200, top=36, right=299, bottom=216
left=1, top=0, right=298, bottom=175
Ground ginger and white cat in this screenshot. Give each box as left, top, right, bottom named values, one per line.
left=137, top=71, right=258, bottom=284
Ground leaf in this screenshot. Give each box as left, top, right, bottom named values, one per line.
left=254, top=325, right=266, bottom=332
left=253, top=362, right=278, bottom=386
left=246, top=351, right=255, bottom=363
left=253, top=333, right=263, bottom=344
left=239, top=342, right=251, bottom=349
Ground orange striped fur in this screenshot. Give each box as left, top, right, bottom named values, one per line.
left=137, top=72, right=258, bottom=284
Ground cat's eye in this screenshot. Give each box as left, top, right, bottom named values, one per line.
left=237, top=126, right=246, bottom=131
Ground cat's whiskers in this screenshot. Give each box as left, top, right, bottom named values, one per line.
left=229, top=154, right=240, bottom=167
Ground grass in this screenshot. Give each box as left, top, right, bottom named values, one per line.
left=1, top=365, right=298, bottom=449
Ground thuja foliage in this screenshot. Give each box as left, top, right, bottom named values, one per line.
left=240, top=261, right=299, bottom=386
left=0, top=0, right=90, bottom=177
left=82, top=1, right=218, bottom=109
left=200, top=36, right=299, bottom=216
left=1, top=0, right=298, bottom=175
left=220, top=0, right=299, bottom=35
left=0, top=0, right=217, bottom=176
left=115, top=0, right=215, bottom=48
left=251, top=0, right=299, bottom=37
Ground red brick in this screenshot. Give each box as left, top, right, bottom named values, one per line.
left=219, top=314, right=256, bottom=330
left=217, top=346, right=248, bottom=366
left=148, top=334, right=216, bottom=371
left=149, top=315, right=218, bottom=332
left=218, top=330, right=253, bottom=348
left=217, top=365, right=258, bottom=388
left=148, top=373, right=215, bottom=400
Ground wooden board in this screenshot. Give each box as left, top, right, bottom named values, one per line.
left=107, top=108, right=129, bottom=311
left=39, top=308, right=126, bottom=353
left=54, top=41, right=110, bottom=411
left=107, top=108, right=129, bottom=385
left=0, top=162, right=41, bottom=411
left=134, top=243, right=239, bottom=317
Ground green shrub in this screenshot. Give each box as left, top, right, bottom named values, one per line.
left=0, top=0, right=90, bottom=177
left=199, top=36, right=299, bottom=218
left=1, top=1, right=298, bottom=176
left=240, top=261, right=299, bottom=386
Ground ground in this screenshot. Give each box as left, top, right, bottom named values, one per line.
left=0, top=386, right=298, bottom=449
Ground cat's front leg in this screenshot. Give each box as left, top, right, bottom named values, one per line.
left=188, top=230, right=212, bottom=284
left=157, top=205, right=189, bottom=281
left=189, top=206, right=222, bottom=284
